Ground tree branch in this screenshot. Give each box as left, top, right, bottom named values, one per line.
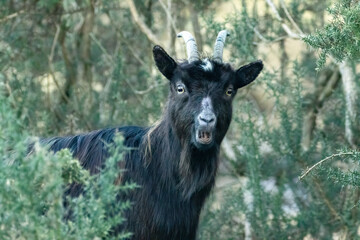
left=48, top=25, right=92, bottom=131
left=299, top=152, right=355, bottom=180
left=0, top=9, right=24, bottom=24
left=125, top=0, right=160, bottom=45
left=158, top=0, right=178, bottom=34
left=88, top=31, right=148, bottom=102
left=264, top=0, right=305, bottom=39
left=279, top=0, right=304, bottom=35
left=264, top=0, right=357, bottom=150
left=58, top=23, right=77, bottom=102
left=265, top=0, right=282, bottom=21
left=189, top=3, right=203, bottom=52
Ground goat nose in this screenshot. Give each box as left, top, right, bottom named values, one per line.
left=198, top=113, right=216, bottom=125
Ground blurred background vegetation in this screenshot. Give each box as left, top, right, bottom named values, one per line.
left=0, top=0, right=359, bottom=239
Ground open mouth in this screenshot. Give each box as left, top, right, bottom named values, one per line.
left=197, top=130, right=212, bottom=144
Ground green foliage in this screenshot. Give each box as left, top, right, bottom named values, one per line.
left=1, top=0, right=360, bottom=239
left=0, top=96, right=134, bottom=239
left=199, top=61, right=360, bottom=239
left=0, top=0, right=166, bottom=136
left=304, top=1, right=360, bottom=68
left=197, top=1, right=360, bottom=238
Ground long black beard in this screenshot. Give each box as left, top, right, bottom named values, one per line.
left=178, top=140, right=219, bottom=199
left=144, top=119, right=220, bottom=200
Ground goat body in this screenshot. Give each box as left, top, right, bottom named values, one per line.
left=42, top=31, right=263, bottom=240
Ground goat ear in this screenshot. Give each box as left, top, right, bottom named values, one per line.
left=153, top=45, right=177, bottom=80
left=234, top=60, right=263, bottom=89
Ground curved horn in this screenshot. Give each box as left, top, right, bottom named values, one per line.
left=213, top=30, right=230, bottom=63
left=177, top=31, right=199, bottom=63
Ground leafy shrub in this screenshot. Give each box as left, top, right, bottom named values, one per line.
left=0, top=95, right=135, bottom=239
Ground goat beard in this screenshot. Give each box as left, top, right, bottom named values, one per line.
left=177, top=138, right=218, bottom=199
left=178, top=141, right=195, bottom=199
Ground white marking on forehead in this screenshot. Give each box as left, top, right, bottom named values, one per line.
left=201, top=58, right=213, bottom=72
left=201, top=97, right=213, bottom=110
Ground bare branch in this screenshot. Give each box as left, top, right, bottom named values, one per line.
left=281, top=23, right=302, bottom=39
left=158, top=0, right=178, bottom=34
left=264, top=0, right=305, bottom=39
left=313, top=180, right=344, bottom=223
left=133, top=82, right=166, bottom=95
left=251, top=25, right=269, bottom=42
left=49, top=25, right=61, bottom=63
left=280, top=0, right=304, bottom=35
left=299, top=152, right=355, bottom=180
left=47, top=25, right=92, bottom=130
left=90, top=33, right=114, bottom=64
left=116, top=28, right=148, bottom=68
left=189, top=4, right=203, bottom=52
left=318, top=69, right=340, bottom=103
left=265, top=0, right=282, bottom=21
left=125, top=0, right=160, bottom=45
left=89, top=26, right=150, bottom=102
left=105, top=12, right=149, bottom=67
left=0, top=10, right=24, bottom=24
left=264, top=0, right=356, bottom=149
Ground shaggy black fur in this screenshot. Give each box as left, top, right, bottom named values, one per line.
left=39, top=45, right=263, bottom=240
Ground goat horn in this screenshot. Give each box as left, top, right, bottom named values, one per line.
left=213, top=30, right=230, bottom=63
left=177, top=31, right=199, bottom=63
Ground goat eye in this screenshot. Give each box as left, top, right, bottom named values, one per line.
left=225, top=88, right=233, bottom=96
left=177, top=85, right=185, bottom=94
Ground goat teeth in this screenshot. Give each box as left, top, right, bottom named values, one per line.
left=197, top=130, right=212, bottom=143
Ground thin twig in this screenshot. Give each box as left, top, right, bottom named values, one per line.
left=90, top=33, right=113, bottom=64
left=47, top=25, right=69, bottom=129
left=133, top=82, right=166, bottom=95
left=48, top=25, right=69, bottom=102
left=313, top=180, right=343, bottom=222
left=251, top=25, right=269, bottom=42
left=47, top=24, right=61, bottom=110
left=51, top=24, right=93, bottom=130
left=106, top=12, right=148, bottom=68
left=49, top=25, right=72, bottom=104
left=264, top=0, right=305, bottom=39
left=116, top=32, right=147, bottom=68
left=279, top=0, right=304, bottom=35
left=0, top=10, right=25, bottom=24
left=158, top=0, right=178, bottom=34
left=266, top=0, right=355, bottom=150
left=125, top=0, right=160, bottom=45
left=90, top=32, right=144, bottom=100
left=49, top=25, right=60, bottom=63
left=265, top=0, right=282, bottom=21
left=281, top=23, right=302, bottom=39
left=299, top=152, right=355, bottom=180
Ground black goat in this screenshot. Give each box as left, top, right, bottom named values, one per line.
left=42, top=30, right=263, bottom=240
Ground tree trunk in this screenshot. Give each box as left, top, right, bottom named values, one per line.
left=189, top=4, right=203, bottom=52
left=339, top=60, right=357, bottom=148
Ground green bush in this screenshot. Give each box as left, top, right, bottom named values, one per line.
left=0, top=96, right=135, bottom=239
left=199, top=62, right=360, bottom=239
left=1, top=0, right=360, bottom=239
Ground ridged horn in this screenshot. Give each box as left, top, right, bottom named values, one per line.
left=213, top=30, right=230, bottom=63
left=177, top=31, right=199, bottom=63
